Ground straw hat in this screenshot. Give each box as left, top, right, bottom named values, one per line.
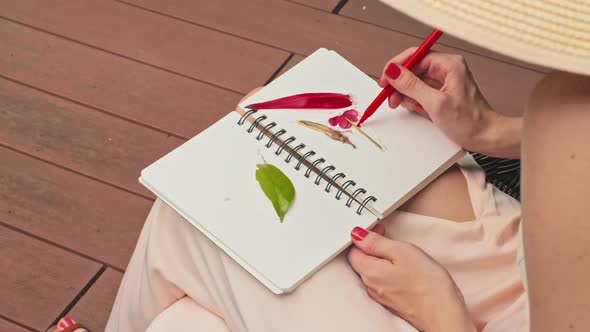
left=379, top=0, right=590, bottom=76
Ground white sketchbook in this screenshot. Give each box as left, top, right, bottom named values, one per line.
left=140, top=48, right=465, bottom=294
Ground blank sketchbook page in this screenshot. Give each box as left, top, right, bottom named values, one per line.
left=239, top=49, right=464, bottom=218
left=140, top=112, right=376, bottom=294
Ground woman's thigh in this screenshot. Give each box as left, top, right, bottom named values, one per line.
left=142, top=163, right=519, bottom=331
left=400, top=165, right=475, bottom=222
left=146, top=297, right=230, bottom=332
left=210, top=235, right=419, bottom=331
left=184, top=163, right=515, bottom=331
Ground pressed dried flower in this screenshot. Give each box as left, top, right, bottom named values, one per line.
left=297, top=120, right=356, bottom=149
left=328, top=109, right=358, bottom=129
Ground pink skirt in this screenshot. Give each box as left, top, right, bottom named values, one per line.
left=106, top=163, right=527, bottom=331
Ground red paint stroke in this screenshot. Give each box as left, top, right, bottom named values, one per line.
left=328, top=109, right=358, bottom=129
left=245, top=93, right=352, bottom=110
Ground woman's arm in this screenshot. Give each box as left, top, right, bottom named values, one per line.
left=378, top=48, right=522, bottom=159
left=478, top=112, right=522, bottom=159
left=523, top=71, right=590, bottom=331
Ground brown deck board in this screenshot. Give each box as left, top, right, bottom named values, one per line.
left=0, top=78, right=184, bottom=197
left=1, top=0, right=288, bottom=94
left=120, top=0, right=543, bottom=115
left=274, top=54, right=306, bottom=80
left=289, top=0, right=340, bottom=11
left=0, top=318, right=33, bottom=332
left=0, top=146, right=153, bottom=270
left=339, top=0, right=548, bottom=72
left=0, top=224, right=100, bottom=331
left=0, top=19, right=242, bottom=139
left=67, top=269, right=123, bottom=331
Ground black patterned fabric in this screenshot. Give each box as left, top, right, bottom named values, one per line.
left=470, top=152, right=521, bottom=201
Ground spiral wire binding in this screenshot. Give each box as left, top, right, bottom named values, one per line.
left=326, top=173, right=345, bottom=193
left=276, top=136, right=295, bottom=155
left=258, top=122, right=276, bottom=140
left=248, top=115, right=267, bottom=133
left=296, top=151, right=316, bottom=170
left=266, top=129, right=286, bottom=148
left=238, top=109, right=377, bottom=214
left=316, top=165, right=336, bottom=185
left=471, top=152, right=520, bottom=201
left=306, top=158, right=325, bottom=178
left=336, top=180, right=356, bottom=200
left=286, top=144, right=306, bottom=163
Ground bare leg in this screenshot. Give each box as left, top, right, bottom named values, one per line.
left=522, top=72, right=590, bottom=331
left=401, top=165, right=475, bottom=222
left=146, top=297, right=230, bottom=332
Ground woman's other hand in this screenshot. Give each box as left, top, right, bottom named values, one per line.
left=347, top=224, right=475, bottom=332
left=378, top=48, right=521, bottom=158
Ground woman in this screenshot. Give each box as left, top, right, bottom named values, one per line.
left=61, top=1, right=588, bottom=331
left=102, top=60, right=525, bottom=331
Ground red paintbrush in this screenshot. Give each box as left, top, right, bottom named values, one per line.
left=357, top=29, right=443, bottom=127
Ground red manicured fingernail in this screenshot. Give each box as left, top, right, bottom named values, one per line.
left=385, top=63, right=401, bottom=80
left=351, top=226, right=368, bottom=241
left=415, top=103, right=424, bottom=110
left=58, top=317, right=75, bottom=330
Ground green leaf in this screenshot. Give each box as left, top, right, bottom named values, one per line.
left=255, top=163, right=295, bottom=222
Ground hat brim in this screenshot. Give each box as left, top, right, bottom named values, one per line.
left=379, top=0, right=590, bottom=76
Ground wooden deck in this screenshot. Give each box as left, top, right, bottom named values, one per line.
left=0, top=1, right=544, bottom=330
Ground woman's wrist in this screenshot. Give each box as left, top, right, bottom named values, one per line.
left=427, top=281, right=476, bottom=332
left=475, top=111, right=522, bottom=159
